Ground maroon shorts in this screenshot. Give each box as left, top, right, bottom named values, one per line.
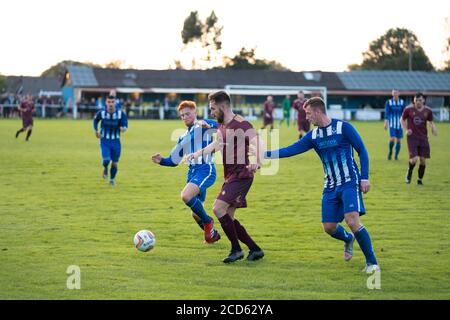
left=407, top=136, right=430, bottom=159
left=22, top=117, right=33, bottom=128
left=217, top=178, right=253, bottom=208
left=263, top=116, right=273, bottom=126
left=297, top=121, right=310, bottom=132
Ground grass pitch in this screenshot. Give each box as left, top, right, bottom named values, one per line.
left=0, top=119, right=449, bottom=299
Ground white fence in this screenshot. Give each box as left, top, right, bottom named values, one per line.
left=0, top=104, right=64, bottom=118
left=1, top=103, right=449, bottom=122
left=327, top=105, right=450, bottom=122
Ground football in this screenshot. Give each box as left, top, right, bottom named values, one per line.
left=134, top=230, right=156, bottom=252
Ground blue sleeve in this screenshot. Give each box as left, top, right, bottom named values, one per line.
left=205, top=119, right=218, bottom=129
left=160, top=156, right=177, bottom=167
left=159, top=137, right=185, bottom=167
left=265, top=133, right=314, bottom=159
left=384, top=101, right=390, bottom=120
left=120, top=112, right=128, bottom=129
left=93, top=111, right=101, bottom=131
left=343, top=122, right=369, bottom=180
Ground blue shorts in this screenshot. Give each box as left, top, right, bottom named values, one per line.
left=389, top=127, right=403, bottom=139
left=321, top=183, right=366, bottom=223
left=187, top=164, right=216, bottom=202
left=100, top=139, right=121, bottom=162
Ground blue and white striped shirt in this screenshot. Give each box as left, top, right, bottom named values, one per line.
left=385, top=98, right=405, bottom=130
left=160, top=119, right=217, bottom=167
left=266, top=119, right=369, bottom=190
left=93, top=110, right=128, bottom=140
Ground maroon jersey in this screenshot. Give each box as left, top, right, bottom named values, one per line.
left=218, top=115, right=257, bottom=182
left=402, top=105, right=433, bottom=140
left=293, top=98, right=307, bottom=123
left=263, top=101, right=275, bottom=119
left=20, top=101, right=35, bottom=120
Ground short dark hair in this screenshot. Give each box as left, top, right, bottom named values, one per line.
left=208, top=91, right=231, bottom=105
left=304, top=97, right=326, bottom=113
left=107, top=95, right=116, bottom=100
left=414, top=92, right=425, bottom=100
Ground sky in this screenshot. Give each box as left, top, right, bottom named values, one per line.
left=0, top=0, right=449, bottom=76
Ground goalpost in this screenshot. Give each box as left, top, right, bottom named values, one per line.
left=224, top=85, right=327, bottom=103
left=224, top=84, right=328, bottom=120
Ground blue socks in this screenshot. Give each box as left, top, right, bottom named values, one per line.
left=331, top=224, right=353, bottom=243
left=395, top=142, right=401, bottom=158
left=103, top=161, right=118, bottom=181
left=192, top=214, right=205, bottom=230
left=329, top=224, right=378, bottom=266
left=388, top=141, right=394, bottom=156
left=110, top=166, right=118, bottom=180
left=186, top=197, right=212, bottom=224
left=354, top=226, right=378, bottom=265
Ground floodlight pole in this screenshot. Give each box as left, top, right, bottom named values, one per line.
left=408, top=37, right=413, bottom=71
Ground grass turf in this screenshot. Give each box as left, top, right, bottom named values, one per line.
left=0, top=119, right=449, bottom=299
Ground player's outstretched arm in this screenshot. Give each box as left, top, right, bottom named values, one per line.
left=186, top=140, right=220, bottom=162
left=152, top=153, right=177, bottom=167
left=152, top=152, right=178, bottom=167
left=156, top=155, right=178, bottom=167
left=151, top=153, right=163, bottom=164
left=198, top=119, right=218, bottom=129
left=157, top=134, right=191, bottom=167
left=186, top=129, right=223, bottom=162
left=157, top=142, right=184, bottom=167
left=343, top=122, right=370, bottom=193
left=264, top=134, right=313, bottom=159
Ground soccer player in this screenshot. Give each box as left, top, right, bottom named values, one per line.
left=279, top=95, right=291, bottom=127
left=151, top=100, right=221, bottom=244
left=401, top=92, right=437, bottom=185
left=187, top=91, right=264, bottom=264
left=265, top=97, right=379, bottom=273
left=261, top=95, right=275, bottom=131
left=292, top=91, right=310, bottom=139
left=93, top=95, right=128, bottom=186
left=384, top=89, right=406, bottom=160
left=15, top=95, right=35, bottom=141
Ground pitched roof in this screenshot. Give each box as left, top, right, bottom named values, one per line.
left=337, top=71, right=450, bottom=92
left=6, top=76, right=60, bottom=95
left=66, top=65, right=98, bottom=87
left=63, top=66, right=450, bottom=94
left=66, top=66, right=345, bottom=90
